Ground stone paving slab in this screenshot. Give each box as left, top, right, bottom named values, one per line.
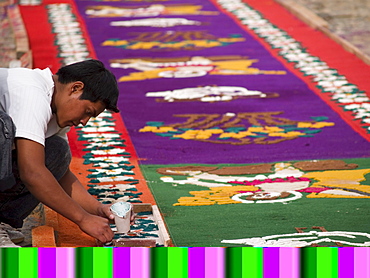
left=294, top=0, right=370, bottom=59
left=0, top=1, right=32, bottom=68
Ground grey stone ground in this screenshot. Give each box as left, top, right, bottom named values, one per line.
left=294, top=0, right=370, bottom=58
left=19, top=204, right=45, bottom=246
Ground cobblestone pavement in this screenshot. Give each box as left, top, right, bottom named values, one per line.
left=294, top=0, right=370, bottom=58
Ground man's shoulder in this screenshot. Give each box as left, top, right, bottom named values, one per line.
left=9, top=67, right=52, bottom=78
left=8, top=67, right=54, bottom=92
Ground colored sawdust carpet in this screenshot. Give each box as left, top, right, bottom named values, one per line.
left=21, top=0, right=370, bottom=246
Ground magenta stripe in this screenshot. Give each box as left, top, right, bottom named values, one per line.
left=56, top=248, right=75, bottom=278
left=188, top=247, right=205, bottom=278
left=38, top=248, right=56, bottom=278
left=263, top=247, right=279, bottom=278
left=339, top=247, right=354, bottom=278
left=130, top=248, right=150, bottom=278
left=113, top=247, right=130, bottom=278
left=354, top=247, right=370, bottom=278
left=279, top=248, right=300, bottom=278
left=205, top=247, right=225, bottom=278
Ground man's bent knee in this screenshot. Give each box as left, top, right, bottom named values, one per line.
left=44, top=135, right=71, bottom=181
left=0, top=111, right=16, bottom=190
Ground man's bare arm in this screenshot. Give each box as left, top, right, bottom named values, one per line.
left=15, top=138, right=113, bottom=243
left=59, top=168, right=114, bottom=220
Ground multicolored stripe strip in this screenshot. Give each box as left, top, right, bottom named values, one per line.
left=1, top=247, right=369, bottom=277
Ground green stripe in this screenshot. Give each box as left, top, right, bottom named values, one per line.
left=317, top=248, right=338, bottom=278
left=242, top=247, right=263, bottom=278
left=93, top=248, right=112, bottom=278
left=226, top=247, right=242, bottom=278
left=151, top=247, right=168, bottom=278
left=301, top=247, right=317, bottom=278
left=75, top=247, right=94, bottom=278
left=2, top=248, right=19, bottom=278
left=19, top=248, right=38, bottom=278
left=168, top=248, right=188, bottom=278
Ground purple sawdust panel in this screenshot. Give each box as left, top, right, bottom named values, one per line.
left=74, top=0, right=370, bottom=164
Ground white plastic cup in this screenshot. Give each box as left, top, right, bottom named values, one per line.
left=110, top=201, right=132, bottom=233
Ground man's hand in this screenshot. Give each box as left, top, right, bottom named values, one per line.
left=97, top=203, right=136, bottom=225
left=96, top=204, right=115, bottom=223
left=77, top=213, right=114, bottom=243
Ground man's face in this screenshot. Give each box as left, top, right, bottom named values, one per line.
left=56, top=92, right=106, bottom=128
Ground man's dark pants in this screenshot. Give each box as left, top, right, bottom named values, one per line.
left=0, top=111, right=71, bottom=228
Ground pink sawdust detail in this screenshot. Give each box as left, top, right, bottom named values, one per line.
left=298, top=187, right=329, bottom=193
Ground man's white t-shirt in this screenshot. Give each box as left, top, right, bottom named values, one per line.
left=0, top=67, right=68, bottom=146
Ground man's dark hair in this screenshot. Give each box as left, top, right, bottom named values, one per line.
left=56, top=59, right=120, bottom=112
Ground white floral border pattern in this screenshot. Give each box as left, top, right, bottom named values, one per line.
left=75, top=111, right=143, bottom=204
left=47, top=3, right=91, bottom=66
left=45, top=4, right=144, bottom=204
